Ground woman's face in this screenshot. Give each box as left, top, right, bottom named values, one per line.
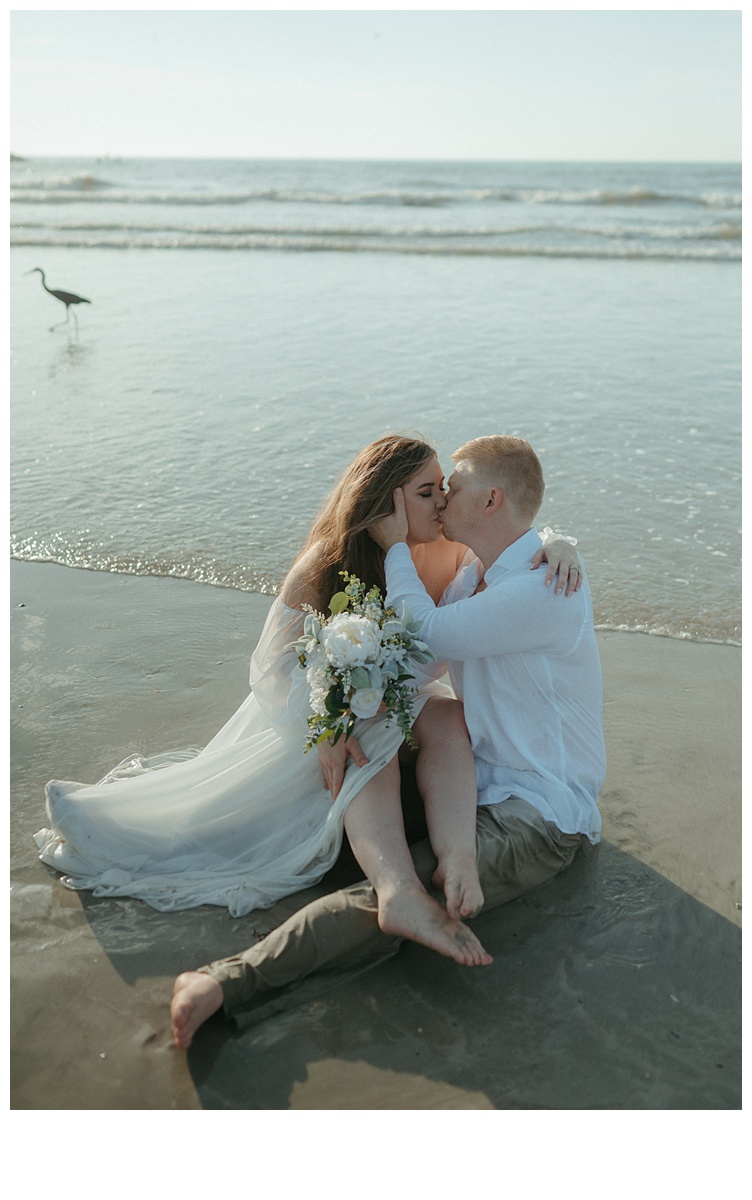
left=401, top=457, right=447, bottom=547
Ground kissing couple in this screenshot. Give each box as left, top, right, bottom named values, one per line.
left=33, top=433, right=605, bottom=1047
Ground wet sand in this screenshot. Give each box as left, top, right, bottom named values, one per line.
left=10, top=560, right=741, bottom=1109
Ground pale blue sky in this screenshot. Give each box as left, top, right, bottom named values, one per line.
left=10, top=6, right=742, bottom=161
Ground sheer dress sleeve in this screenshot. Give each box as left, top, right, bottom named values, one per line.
left=247, top=597, right=312, bottom=734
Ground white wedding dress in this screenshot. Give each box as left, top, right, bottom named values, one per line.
left=34, top=598, right=452, bottom=917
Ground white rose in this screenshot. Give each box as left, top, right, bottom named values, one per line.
left=350, top=687, right=384, bottom=719
left=320, top=613, right=382, bottom=669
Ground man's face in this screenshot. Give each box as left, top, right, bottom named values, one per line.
left=440, top=463, right=483, bottom=545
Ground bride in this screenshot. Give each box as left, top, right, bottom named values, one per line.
left=35, top=434, right=577, bottom=963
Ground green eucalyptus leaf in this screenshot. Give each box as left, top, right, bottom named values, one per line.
left=328, top=591, right=350, bottom=615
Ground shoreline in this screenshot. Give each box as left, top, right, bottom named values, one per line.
left=10, top=560, right=741, bottom=1109
left=9, top=554, right=741, bottom=648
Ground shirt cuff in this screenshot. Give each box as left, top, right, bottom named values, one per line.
left=385, top=542, right=412, bottom=568
left=541, top=526, right=578, bottom=547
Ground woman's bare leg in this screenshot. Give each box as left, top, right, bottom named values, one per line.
left=412, top=697, right=484, bottom=920
left=343, top=755, right=491, bottom=966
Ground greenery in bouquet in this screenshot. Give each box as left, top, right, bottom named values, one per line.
left=293, top=571, right=435, bottom=752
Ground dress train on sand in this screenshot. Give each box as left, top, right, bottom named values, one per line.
left=34, top=598, right=451, bottom=917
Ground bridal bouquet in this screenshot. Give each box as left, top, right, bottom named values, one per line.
left=293, top=571, right=435, bottom=752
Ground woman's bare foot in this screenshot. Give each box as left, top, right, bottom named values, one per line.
left=433, top=855, right=484, bottom=920
left=171, top=971, right=223, bottom=1049
left=378, top=882, right=492, bottom=966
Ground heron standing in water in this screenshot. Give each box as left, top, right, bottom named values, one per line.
left=26, top=268, right=91, bottom=332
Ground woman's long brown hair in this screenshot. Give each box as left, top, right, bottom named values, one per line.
left=294, top=434, right=437, bottom=607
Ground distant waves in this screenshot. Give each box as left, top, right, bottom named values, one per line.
left=10, top=229, right=740, bottom=260
left=9, top=175, right=742, bottom=210
left=10, top=157, right=741, bottom=262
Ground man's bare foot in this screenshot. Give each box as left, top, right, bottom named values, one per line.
left=378, top=882, right=492, bottom=966
left=171, top=971, right=223, bottom=1050
left=433, top=855, right=484, bottom=919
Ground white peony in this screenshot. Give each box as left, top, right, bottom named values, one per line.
left=320, top=613, right=382, bottom=669
left=350, top=687, right=384, bottom=719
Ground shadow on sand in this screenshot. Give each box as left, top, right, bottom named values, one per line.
left=75, top=838, right=741, bottom=1110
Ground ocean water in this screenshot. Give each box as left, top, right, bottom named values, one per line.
left=10, top=157, right=741, bottom=644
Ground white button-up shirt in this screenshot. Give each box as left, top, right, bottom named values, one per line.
left=385, top=529, right=605, bottom=842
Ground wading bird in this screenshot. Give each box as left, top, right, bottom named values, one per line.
left=26, top=267, right=91, bottom=332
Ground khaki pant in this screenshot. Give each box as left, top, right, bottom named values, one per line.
left=201, top=795, right=585, bottom=1028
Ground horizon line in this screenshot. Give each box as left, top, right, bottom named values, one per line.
left=10, top=153, right=741, bottom=166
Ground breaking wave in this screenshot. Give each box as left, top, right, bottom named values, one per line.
left=11, top=183, right=743, bottom=210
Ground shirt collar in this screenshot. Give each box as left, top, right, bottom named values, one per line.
left=485, top=528, right=542, bottom=585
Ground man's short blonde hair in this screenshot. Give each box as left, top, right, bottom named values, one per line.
left=452, top=435, right=545, bottom=520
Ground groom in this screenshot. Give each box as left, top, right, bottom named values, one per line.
left=171, top=435, right=606, bottom=1047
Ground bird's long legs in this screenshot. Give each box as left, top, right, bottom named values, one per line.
left=49, top=306, right=78, bottom=334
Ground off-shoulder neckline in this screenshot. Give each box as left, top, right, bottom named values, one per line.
left=276, top=596, right=307, bottom=616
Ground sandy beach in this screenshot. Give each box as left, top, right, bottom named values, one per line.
left=10, top=560, right=741, bottom=1110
